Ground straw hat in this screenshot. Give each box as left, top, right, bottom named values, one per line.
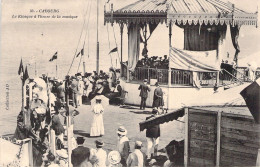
left=117, top=126, right=127, bottom=136
left=135, top=141, right=143, bottom=147
left=108, top=151, right=121, bottom=165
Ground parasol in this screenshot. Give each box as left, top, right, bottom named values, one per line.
left=91, top=95, right=109, bottom=108
left=33, top=78, right=47, bottom=89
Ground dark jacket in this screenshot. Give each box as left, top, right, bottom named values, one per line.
left=152, top=87, right=164, bottom=108
left=138, top=84, right=151, bottom=98
left=71, top=146, right=90, bottom=166
left=51, top=114, right=65, bottom=135
left=146, top=115, right=160, bottom=138
left=57, top=84, right=65, bottom=98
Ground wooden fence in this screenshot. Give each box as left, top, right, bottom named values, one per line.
left=184, top=107, right=260, bottom=167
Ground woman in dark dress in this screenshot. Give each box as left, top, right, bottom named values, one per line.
left=152, top=82, right=164, bottom=109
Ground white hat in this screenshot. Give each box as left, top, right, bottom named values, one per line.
left=117, top=126, right=127, bottom=136
left=135, top=141, right=143, bottom=147
left=56, top=149, right=68, bottom=159
left=108, top=151, right=121, bottom=165
left=35, top=107, right=46, bottom=115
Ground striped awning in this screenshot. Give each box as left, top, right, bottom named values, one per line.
left=104, top=0, right=257, bottom=26
left=169, top=47, right=220, bottom=72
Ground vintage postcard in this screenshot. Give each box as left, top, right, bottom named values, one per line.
left=0, top=0, right=260, bottom=166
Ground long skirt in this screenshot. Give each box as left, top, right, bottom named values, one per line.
left=90, top=113, right=104, bottom=136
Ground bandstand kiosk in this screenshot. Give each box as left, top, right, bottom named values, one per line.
left=104, top=0, right=258, bottom=109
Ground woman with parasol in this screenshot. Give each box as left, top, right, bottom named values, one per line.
left=90, top=95, right=109, bottom=137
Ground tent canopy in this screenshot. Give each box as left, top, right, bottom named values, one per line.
left=104, top=0, right=257, bottom=26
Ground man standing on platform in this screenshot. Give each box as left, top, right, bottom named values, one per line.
left=138, top=79, right=151, bottom=110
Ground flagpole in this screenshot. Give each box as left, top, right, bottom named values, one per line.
left=56, top=57, right=58, bottom=78
left=83, top=44, right=86, bottom=74
left=96, top=0, right=99, bottom=74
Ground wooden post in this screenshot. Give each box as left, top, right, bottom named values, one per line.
left=120, top=24, right=123, bottom=77
left=65, top=76, right=72, bottom=167
left=216, top=71, right=220, bottom=86
left=184, top=108, right=189, bottom=167
left=127, top=66, right=130, bottom=82
left=216, top=111, right=222, bottom=167
left=168, top=22, right=172, bottom=87
left=256, top=149, right=260, bottom=166
left=28, top=138, right=33, bottom=166
left=167, top=22, right=172, bottom=109
left=50, top=130, right=56, bottom=155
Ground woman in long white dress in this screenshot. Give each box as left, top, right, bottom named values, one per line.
left=90, top=99, right=105, bottom=137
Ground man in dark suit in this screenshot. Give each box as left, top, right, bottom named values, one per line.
left=146, top=109, right=160, bottom=160
left=138, top=79, right=151, bottom=110
left=71, top=136, right=91, bottom=167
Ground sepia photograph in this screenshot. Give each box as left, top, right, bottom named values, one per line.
left=0, top=0, right=260, bottom=166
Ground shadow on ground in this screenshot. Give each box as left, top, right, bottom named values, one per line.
left=129, top=110, right=151, bottom=115
left=73, top=130, right=91, bottom=138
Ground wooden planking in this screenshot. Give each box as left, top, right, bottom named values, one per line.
left=190, top=127, right=216, bottom=142
left=189, top=111, right=217, bottom=124
left=190, top=147, right=215, bottom=161
left=220, top=152, right=257, bottom=166
left=222, top=115, right=258, bottom=126
left=221, top=127, right=260, bottom=144
left=189, top=157, right=215, bottom=166
left=221, top=140, right=259, bottom=155
left=221, top=148, right=257, bottom=161
left=189, top=121, right=216, bottom=134
left=190, top=138, right=215, bottom=150
left=221, top=135, right=260, bottom=149
left=221, top=116, right=260, bottom=132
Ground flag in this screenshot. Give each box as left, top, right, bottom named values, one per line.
left=240, top=78, right=260, bottom=123
left=76, top=48, right=84, bottom=57
left=23, top=66, right=29, bottom=83
left=109, top=47, right=118, bottom=54
left=81, top=48, right=84, bottom=56
left=18, top=58, right=24, bottom=75
left=49, top=52, right=58, bottom=62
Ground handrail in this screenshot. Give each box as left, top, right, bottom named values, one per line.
left=221, top=69, right=243, bottom=84
left=234, top=68, right=253, bottom=82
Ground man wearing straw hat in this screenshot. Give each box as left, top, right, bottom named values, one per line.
left=117, top=126, right=130, bottom=166
left=126, top=141, right=146, bottom=167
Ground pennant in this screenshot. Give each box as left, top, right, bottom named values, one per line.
left=49, top=52, right=58, bottom=62
left=18, top=58, right=24, bottom=75
left=81, top=48, right=84, bottom=56
left=23, top=66, right=29, bottom=83
left=109, top=47, right=118, bottom=54
left=76, top=48, right=84, bottom=57
left=240, top=79, right=260, bottom=123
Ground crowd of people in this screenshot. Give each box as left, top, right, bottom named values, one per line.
left=11, top=66, right=183, bottom=167
left=136, top=55, right=169, bottom=69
